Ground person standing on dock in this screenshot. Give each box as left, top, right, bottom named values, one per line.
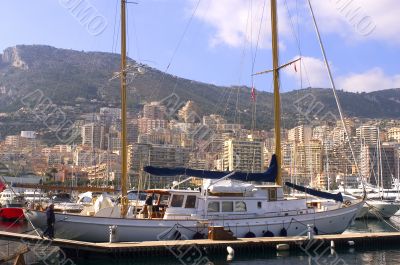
left=41, top=203, right=55, bottom=240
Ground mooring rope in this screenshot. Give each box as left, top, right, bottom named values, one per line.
left=364, top=202, right=400, bottom=232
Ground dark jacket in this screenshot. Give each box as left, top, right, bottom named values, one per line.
left=46, top=207, right=55, bottom=224
left=145, top=196, right=153, bottom=206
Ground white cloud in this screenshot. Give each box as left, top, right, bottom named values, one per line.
left=190, top=0, right=400, bottom=47
left=337, top=68, right=400, bottom=92
left=285, top=57, right=400, bottom=92
left=190, top=0, right=291, bottom=48
left=310, top=0, right=400, bottom=42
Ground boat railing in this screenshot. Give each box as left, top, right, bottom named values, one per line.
left=163, top=208, right=317, bottom=221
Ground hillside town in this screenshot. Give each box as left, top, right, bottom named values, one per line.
left=1, top=99, right=399, bottom=191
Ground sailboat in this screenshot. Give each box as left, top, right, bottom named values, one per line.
left=24, top=0, right=364, bottom=242
left=354, top=130, right=400, bottom=219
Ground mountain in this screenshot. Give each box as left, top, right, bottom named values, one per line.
left=1, top=45, right=400, bottom=134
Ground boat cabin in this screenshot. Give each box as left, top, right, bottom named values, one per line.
left=143, top=189, right=199, bottom=219
left=143, top=182, right=309, bottom=220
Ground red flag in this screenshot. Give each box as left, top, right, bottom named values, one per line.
left=251, top=87, right=256, bottom=101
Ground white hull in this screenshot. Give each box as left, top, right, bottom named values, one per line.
left=356, top=200, right=400, bottom=219
left=25, top=201, right=363, bottom=242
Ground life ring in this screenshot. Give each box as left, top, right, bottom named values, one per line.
left=344, top=200, right=352, bottom=206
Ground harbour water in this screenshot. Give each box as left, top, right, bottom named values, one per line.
left=2, top=218, right=400, bottom=264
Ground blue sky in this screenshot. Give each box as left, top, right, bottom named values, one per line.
left=0, top=0, right=399, bottom=93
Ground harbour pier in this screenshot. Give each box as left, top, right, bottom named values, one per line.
left=1, top=231, right=400, bottom=259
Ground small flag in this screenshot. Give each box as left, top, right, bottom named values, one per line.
left=251, top=87, right=256, bottom=101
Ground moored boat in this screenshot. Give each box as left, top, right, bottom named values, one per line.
left=0, top=189, right=26, bottom=221
left=25, top=178, right=363, bottom=242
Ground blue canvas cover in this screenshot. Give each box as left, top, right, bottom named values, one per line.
left=143, top=154, right=278, bottom=182
left=285, top=182, right=343, bottom=202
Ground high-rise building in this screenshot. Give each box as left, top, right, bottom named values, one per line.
left=127, top=119, right=139, bottom=144
left=143, top=102, right=166, bottom=120
left=388, top=127, right=400, bottom=143
left=81, top=123, right=106, bottom=150
left=312, top=125, right=330, bottom=142
left=360, top=143, right=399, bottom=189
left=222, top=135, right=264, bottom=173
left=332, top=126, right=346, bottom=145
left=138, top=118, right=167, bottom=134
left=99, top=107, right=121, bottom=120
left=356, top=125, right=378, bottom=146
left=138, top=128, right=179, bottom=145
left=4, top=134, right=37, bottom=149
left=336, top=118, right=355, bottom=136
left=5, top=135, right=24, bottom=147
left=130, top=144, right=190, bottom=171
left=288, top=125, right=312, bottom=143
left=294, top=140, right=323, bottom=186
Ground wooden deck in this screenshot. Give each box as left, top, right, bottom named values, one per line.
left=1, top=231, right=400, bottom=258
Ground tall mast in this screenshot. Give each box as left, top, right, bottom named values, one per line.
left=378, top=128, right=383, bottom=197
left=120, top=0, right=128, bottom=217
left=271, top=0, right=282, bottom=186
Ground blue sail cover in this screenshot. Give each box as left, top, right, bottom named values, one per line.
left=285, top=182, right=343, bottom=202
left=143, top=154, right=278, bottom=182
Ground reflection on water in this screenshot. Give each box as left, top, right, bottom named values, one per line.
left=1, top=218, right=400, bottom=265
left=67, top=249, right=400, bottom=265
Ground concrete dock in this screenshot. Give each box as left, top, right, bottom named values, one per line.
left=1, top=231, right=400, bottom=259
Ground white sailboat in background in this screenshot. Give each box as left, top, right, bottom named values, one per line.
left=354, top=129, right=400, bottom=219
left=24, top=0, right=364, bottom=242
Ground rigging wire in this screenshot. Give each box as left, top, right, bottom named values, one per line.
left=166, top=0, right=202, bottom=74
left=111, top=0, right=119, bottom=53
left=233, top=0, right=253, bottom=125
left=130, top=7, right=141, bottom=62
left=250, top=0, right=267, bottom=131
left=220, top=0, right=254, bottom=121
left=283, top=0, right=304, bottom=129
left=112, top=1, right=121, bottom=54
left=283, top=0, right=312, bottom=91
left=382, top=141, right=395, bottom=184
left=306, top=0, right=362, bottom=186
left=126, top=3, right=131, bottom=57
left=148, top=0, right=202, bottom=102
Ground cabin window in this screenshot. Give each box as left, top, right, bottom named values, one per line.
left=153, top=193, right=160, bottom=202
left=185, top=195, right=197, bottom=208
left=222, top=201, right=234, bottom=212
left=160, top=195, right=170, bottom=205
left=170, top=194, right=185, bottom=207
left=234, top=201, right=247, bottom=212
left=257, top=201, right=262, bottom=209
left=269, top=188, right=277, bottom=201
left=207, top=201, right=220, bottom=212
